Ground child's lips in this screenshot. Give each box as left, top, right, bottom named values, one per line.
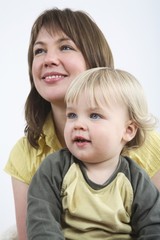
left=73, top=136, right=91, bottom=143
left=73, top=136, right=91, bottom=147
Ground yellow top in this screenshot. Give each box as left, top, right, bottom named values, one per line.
left=4, top=113, right=61, bottom=184
left=4, top=113, right=160, bottom=184
left=125, top=130, right=160, bottom=177
left=62, top=163, right=133, bottom=239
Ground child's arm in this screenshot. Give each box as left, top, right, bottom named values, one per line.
left=130, top=164, right=160, bottom=239
left=27, top=150, right=69, bottom=240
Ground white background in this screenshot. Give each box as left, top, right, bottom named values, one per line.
left=0, top=0, right=160, bottom=234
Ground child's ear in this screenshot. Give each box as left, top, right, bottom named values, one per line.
left=123, top=120, right=138, bottom=142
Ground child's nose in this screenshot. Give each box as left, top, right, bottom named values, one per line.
left=74, top=119, right=87, bottom=130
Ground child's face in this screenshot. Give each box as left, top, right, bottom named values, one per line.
left=64, top=93, right=131, bottom=164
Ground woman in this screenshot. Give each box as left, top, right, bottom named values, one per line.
left=5, top=8, right=160, bottom=240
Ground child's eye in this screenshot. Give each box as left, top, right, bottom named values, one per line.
left=34, top=48, right=45, bottom=56
left=66, top=112, right=77, bottom=119
left=90, top=113, right=101, bottom=120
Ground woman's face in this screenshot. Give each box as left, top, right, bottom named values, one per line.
left=32, top=27, right=87, bottom=104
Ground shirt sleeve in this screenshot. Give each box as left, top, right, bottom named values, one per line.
left=27, top=149, right=71, bottom=240
left=4, top=134, right=60, bottom=184
left=129, top=159, right=160, bottom=239
left=4, top=137, right=36, bottom=184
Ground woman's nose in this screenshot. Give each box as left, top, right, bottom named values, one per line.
left=44, top=51, right=60, bottom=67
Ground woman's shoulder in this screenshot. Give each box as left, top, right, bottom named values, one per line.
left=126, top=130, right=160, bottom=177
left=4, top=136, right=44, bottom=184
left=8, top=136, right=38, bottom=158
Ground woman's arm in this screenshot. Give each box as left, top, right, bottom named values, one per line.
left=151, top=170, right=160, bottom=191
left=12, top=177, right=29, bottom=240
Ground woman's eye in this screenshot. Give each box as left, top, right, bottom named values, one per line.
left=60, top=45, right=74, bottom=51
left=34, top=48, right=45, bottom=56
left=67, top=113, right=77, bottom=119
left=90, top=113, right=101, bottom=120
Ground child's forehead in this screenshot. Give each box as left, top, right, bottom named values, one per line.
left=66, top=80, right=127, bottom=109
left=67, top=92, right=110, bottom=108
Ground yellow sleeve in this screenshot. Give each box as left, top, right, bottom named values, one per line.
left=4, top=133, right=62, bottom=184
left=4, top=137, right=40, bottom=184
left=125, top=130, right=160, bottom=177
left=4, top=113, right=62, bottom=184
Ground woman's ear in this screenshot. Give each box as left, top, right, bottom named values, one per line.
left=123, top=120, right=138, bottom=142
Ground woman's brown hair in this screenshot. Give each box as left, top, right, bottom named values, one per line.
left=25, top=8, right=114, bottom=148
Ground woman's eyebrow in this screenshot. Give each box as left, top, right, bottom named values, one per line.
left=34, top=37, right=72, bottom=47
left=58, top=37, right=71, bottom=42
left=34, top=41, right=45, bottom=46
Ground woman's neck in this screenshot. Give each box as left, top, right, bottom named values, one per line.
left=51, top=103, right=66, bottom=148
